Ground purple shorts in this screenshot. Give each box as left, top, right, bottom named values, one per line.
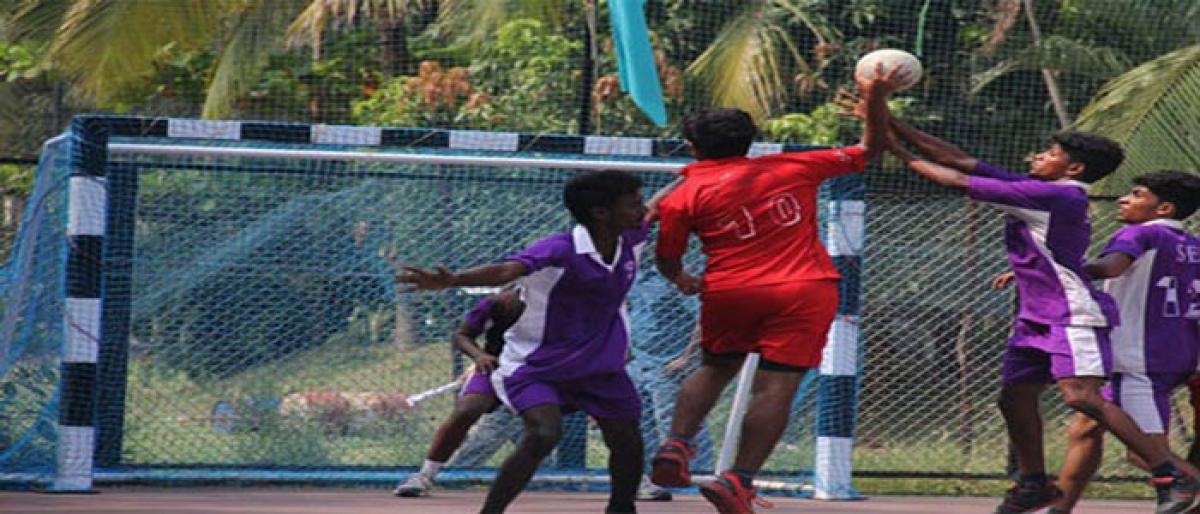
left=1102, top=372, right=1190, bottom=434
left=461, top=372, right=496, bottom=397
left=1001, top=320, right=1112, bottom=385
left=491, top=370, right=641, bottom=421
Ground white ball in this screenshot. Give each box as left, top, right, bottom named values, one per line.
left=855, top=49, right=922, bottom=91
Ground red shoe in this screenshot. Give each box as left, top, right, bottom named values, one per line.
left=698, top=471, right=773, bottom=514
left=650, top=438, right=695, bottom=487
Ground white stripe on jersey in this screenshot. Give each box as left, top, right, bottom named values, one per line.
left=994, top=205, right=1108, bottom=326
left=1066, top=326, right=1106, bottom=377
left=1104, top=249, right=1157, bottom=373
left=497, top=267, right=565, bottom=378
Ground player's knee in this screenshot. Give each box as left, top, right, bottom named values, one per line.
left=1062, top=394, right=1104, bottom=420
left=450, top=404, right=488, bottom=425
left=1067, top=415, right=1104, bottom=440
left=522, top=423, right=562, bottom=455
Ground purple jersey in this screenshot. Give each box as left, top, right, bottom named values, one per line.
left=1100, top=219, right=1200, bottom=373
left=966, top=161, right=1118, bottom=327
left=495, top=223, right=648, bottom=382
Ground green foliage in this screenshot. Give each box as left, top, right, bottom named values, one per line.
left=1076, top=45, right=1200, bottom=195
left=761, top=97, right=912, bottom=145
left=0, top=164, right=34, bottom=195
left=0, top=40, right=40, bottom=81
left=354, top=18, right=580, bottom=132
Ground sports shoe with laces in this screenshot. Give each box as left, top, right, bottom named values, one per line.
left=1153, top=474, right=1200, bottom=514
left=636, top=475, right=672, bottom=501
left=650, top=438, right=695, bottom=487
left=392, top=473, right=433, bottom=497
left=698, top=471, right=773, bottom=514
left=992, top=481, right=1062, bottom=513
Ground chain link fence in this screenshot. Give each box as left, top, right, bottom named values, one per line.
left=859, top=173, right=1200, bottom=479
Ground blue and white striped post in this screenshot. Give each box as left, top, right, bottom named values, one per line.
left=52, top=119, right=108, bottom=492
left=814, top=172, right=865, bottom=500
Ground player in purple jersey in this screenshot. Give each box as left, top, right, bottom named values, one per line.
left=393, top=289, right=523, bottom=497
left=875, top=108, right=1200, bottom=512
left=397, top=170, right=649, bottom=514
left=1051, top=171, right=1200, bottom=514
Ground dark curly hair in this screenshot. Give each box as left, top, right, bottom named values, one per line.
left=681, top=108, right=758, bottom=159
left=1133, top=170, right=1200, bottom=220
left=563, top=170, right=643, bottom=225
left=1050, top=131, right=1124, bottom=183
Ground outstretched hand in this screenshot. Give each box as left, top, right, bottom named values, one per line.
left=834, top=89, right=866, bottom=121
left=856, top=62, right=911, bottom=97
left=395, top=265, right=456, bottom=291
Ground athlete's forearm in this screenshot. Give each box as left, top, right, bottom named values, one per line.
left=1083, top=253, right=1133, bottom=279
left=450, top=261, right=526, bottom=287
left=893, top=143, right=969, bottom=190
left=889, top=117, right=977, bottom=172
left=451, top=331, right=488, bottom=360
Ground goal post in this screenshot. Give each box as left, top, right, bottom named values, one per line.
left=5, top=115, right=865, bottom=497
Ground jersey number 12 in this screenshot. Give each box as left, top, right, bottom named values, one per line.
left=1156, top=276, right=1200, bottom=319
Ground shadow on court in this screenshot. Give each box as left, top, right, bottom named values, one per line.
left=0, top=488, right=1154, bottom=513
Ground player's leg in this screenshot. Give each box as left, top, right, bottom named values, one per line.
left=628, top=361, right=671, bottom=501
left=446, top=409, right=524, bottom=468
left=480, top=404, right=563, bottom=513
left=699, top=280, right=834, bottom=513
left=596, top=417, right=644, bottom=513
left=652, top=288, right=754, bottom=487
left=995, top=336, right=1058, bottom=514
left=649, top=362, right=715, bottom=472
left=1051, top=325, right=1199, bottom=513
left=394, top=387, right=499, bottom=497
left=1110, top=373, right=1191, bottom=473
left=1052, top=410, right=1106, bottom=513
left=651, top=351, right=741, bottom=486
left=1187, top=375, right=1200, bottom=469
left=731, top=364, right=806, bottom=472
left=431, top=393, right=501, bottom=462
left=559, top=371, right=645, bottom=513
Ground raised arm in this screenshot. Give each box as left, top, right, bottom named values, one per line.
left=857, top=65, right=904, bottom=160
left=889, top=136, right=970, bottom=190
left=888, top=116, right=977, bottom=173
left=396, top=261, right=526, bottom=291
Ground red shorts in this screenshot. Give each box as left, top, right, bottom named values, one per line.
left=699, top=280, right=839, bottom=369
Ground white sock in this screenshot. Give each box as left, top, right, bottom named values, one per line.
left=419, top=459, right=444, bottom=479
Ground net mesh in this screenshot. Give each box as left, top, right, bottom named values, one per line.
left=1, top=0, right=1198, bottom=491
left=1, top=131, right=840, bottom=489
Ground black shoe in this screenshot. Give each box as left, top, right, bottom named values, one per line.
left=1153, top=474, right=1200, bottom=514
left=993, top=481, right=1063, bottom=514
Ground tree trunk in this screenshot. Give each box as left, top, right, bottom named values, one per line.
left=379, top=17, right=410, bottom=77
left=1021, top=0, right=1071, bottom=128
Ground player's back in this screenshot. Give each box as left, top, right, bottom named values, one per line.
left=1103, top=219, right=1200, bottom=373
left=663, top=148, right=863, bottom=291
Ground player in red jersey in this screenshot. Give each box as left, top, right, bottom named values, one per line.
left=647, top=67, right=902, bottom=513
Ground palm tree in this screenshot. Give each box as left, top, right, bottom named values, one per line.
left=685, top=0, right=839, bottom=121
left=1074, top=44, right=1200, bottom=194
left=285, top=0, right=436, bottom=77
left=11, top=0, right=308, bottom=119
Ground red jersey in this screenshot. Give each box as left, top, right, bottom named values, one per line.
left=655, top=146, right=866, bottom=292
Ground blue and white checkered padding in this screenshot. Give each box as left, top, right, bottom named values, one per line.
left=53, top=118, right=108, bottom=492
left=815, top=172, right=865, bottom=500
